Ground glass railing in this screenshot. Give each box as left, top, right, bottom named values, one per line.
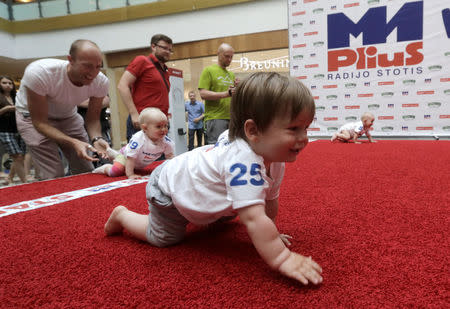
left=1, top=0, right=159, bottom=21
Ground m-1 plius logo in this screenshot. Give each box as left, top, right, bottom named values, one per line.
left=327, top=1, right=424, bottom=80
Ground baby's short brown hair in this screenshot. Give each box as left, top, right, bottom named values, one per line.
left=229, top=72, right=315, bottom=141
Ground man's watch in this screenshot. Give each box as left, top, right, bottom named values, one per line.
left=91, top=136, right=106, bottom=145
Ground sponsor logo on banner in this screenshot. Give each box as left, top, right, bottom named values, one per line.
left=358, top=93, right=373, bottom=97
left=327, top=2, right=424, bottom=73
left=379, top=116, right=394, bottom=120
left=289, top=0, right=449, bottom=136
left=417, top=90, right=434, bottom=95
left=379, top=81, right=394, bottom=85
left=427, top=102, right=441, bottom=108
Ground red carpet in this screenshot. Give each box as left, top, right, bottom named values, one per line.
left=0, top=141, right=448, bottom=307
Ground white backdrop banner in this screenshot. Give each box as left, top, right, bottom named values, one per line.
left=288, top=0, right=450, bottom=136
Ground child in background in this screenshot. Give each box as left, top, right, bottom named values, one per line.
left=93, top=107, right=174, bottom=179
left=331, top=112, right=376, bottom=143
left=104, top=72, right=323, bottom=285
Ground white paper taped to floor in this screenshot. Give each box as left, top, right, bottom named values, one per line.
left=0, top=177, right=149, bottom=218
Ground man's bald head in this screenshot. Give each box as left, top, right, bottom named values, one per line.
left=217, top=43, right=234, bottom=68
left=69, top=40, right=101, bottom=60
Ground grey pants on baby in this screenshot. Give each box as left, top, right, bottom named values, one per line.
left=145, top=162, right=189, bottom=247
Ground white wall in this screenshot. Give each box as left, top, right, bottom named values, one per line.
left=4, top=0, right=287, bottom=59
left=0, top=31, right=14, bottom=57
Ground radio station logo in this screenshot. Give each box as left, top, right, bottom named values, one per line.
left=327, top=1, right=424, bottom=77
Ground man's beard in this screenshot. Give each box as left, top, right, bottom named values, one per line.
left=155, top=54, right=167, bottom=63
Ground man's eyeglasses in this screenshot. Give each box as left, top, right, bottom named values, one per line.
left=155, top=44, right=174, bottom=54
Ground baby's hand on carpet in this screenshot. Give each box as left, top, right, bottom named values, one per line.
left=278, top=252, right=322, bottom=285
left=280, top=234, right=293, bottom=246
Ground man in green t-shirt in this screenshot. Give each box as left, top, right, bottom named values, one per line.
left=198, top=43, right=236, bottom=144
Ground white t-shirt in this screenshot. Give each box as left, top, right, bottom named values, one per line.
left=16, top=59, right=109, bottom=119
left=123, top=131, right=175, bottom=169
left=158, top=137, right=285, bottom=225
left=339, top=121, right=368, bottom=137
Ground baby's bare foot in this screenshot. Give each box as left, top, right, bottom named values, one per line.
left=104, top=205, right=127, bottom=236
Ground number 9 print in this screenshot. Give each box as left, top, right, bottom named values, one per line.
left=130, top=141, right=139, bottom=149
left=229, top=163, right=265, bottom=186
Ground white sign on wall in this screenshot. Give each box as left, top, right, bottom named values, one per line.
left=288, top=0, right=450, bottom=136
